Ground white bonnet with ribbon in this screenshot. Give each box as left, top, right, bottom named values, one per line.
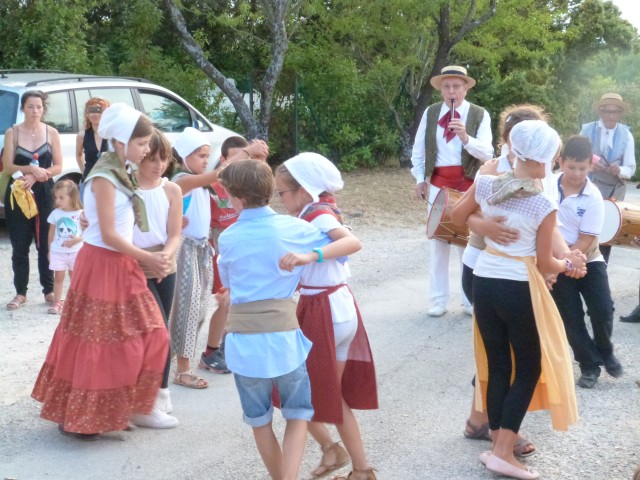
left=173, top=127, right=210, bottom=159
left=97, top=103, right=142, bottom=147
left=509, top=120, right=560, bottom=165
left=284, top=152, right=343, bottom=202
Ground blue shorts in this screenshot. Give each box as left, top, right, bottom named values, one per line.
left=233, top=362, right=314, bottom=427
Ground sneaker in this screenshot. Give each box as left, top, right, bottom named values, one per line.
left=199, top=348, right=230, bottom=374
left=427, top=305, right=447, bottom=317
left=603, top=354, right=623, bottom=378
left=131, top=407, right=179, bottom=429
left=577, top=368, right=600, bottom=389
left=155, top=388, right=173, bottom=414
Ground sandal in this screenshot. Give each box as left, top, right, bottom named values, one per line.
left=48, top=300, right=64, bottom=315
left=310, top=442, right=350, bottom=479
left=44, top=293, right=55, bottom=306
left=463, top=419, right=491, bottom=441
left=6, top=295, right=26, bottom=311
left=332, top=467, right=377, bottom=480
left=514, top=436, right=537, bottom=458
left=173, top=370, right=209, bottom=389
left=58, top=424, right=102, bottom=441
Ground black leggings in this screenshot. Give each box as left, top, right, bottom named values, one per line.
left=472, top=275, right=541, bottom=433
left=147, top=273, right=176, bottom=389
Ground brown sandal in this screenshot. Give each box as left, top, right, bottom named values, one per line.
left=333, top=467, right=377, bottom=480
left=6, top=295, right=26, bottom=311
left=173, top=370, right=209, bottom=389
left=44, top=293, right=55, bottom=306
left=463, top=419, right=491, bottom=441
left=310, top=442, right=350, bottom=479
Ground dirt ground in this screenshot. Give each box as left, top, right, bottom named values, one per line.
left=1, top=166, right=640, bottom=480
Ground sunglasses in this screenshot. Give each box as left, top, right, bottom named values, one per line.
left=87, top=106, right=103, bottom=114
left=599, top=109, right=622, bottom=115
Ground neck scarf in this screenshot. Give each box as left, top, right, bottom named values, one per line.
left=86, top=152, right=149, bottom=232
left=437, top=107, right=460, bottom=142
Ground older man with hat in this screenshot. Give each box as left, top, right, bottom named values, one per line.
left=580, top=93, right=636, bottom=265
left=410, top=65, right=494, bottom=317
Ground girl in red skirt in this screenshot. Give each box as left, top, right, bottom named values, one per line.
left=32, top=104, right=172, bottom=440
left=276, top=153, right=378, bottom=480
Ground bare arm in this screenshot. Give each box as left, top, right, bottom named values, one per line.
left=76, top=131, right=85, bottom=172
left=536, top=211, right=585, bottom=277
left=279, top=225, right=362, bottom=271
left=174, top=171, right=220, bottom=195
left=451, top=184, right=479, bottom=226
left=162, top=181, right=183, bottom=259
left=46, top=128, right=63, bottom=178
left=2, top=127, right=19, bottom=175
left=48, top=223, right=55, bottom=255
left=93, top=177, right=169, bottom=277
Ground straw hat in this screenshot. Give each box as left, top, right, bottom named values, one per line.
left=594, top=93, right=629, bottom=113
left=430, top=65, right=476, bottom=89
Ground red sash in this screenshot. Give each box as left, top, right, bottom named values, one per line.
left=430, top=166, right=473, bottom=192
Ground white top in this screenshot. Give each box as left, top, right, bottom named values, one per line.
left=133, top=178, right=170, bottom=248
left=82, top=178, right=134, bottom=249
left=555, top=174, right=604, bottom=263
left=298, top=209, right=355, bottom=324
left=473, top=175, right=557, bottom=281
left=47, top=208, right=83, bottom=253
left=410, top=100, right=494, bottom=183
left=175, top=173, right=211, bottom=240
left=597, top=120, right=636, bottom=179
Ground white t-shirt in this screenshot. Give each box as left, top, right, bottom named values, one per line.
left=47, top=208, right=83, bottom=253
left=473, top=174, right=557, bottom=281
left=555, top=174, right=604, bottom=263
left=299, top=209, right=356, bottom=325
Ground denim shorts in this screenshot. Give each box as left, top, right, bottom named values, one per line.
left=233, top=362, right=314, bottom=427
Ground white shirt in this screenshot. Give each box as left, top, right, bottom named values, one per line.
left=410, top=100, right=494, bottom=183
left=83, top=178, right=135, bottom=250
left=133, top=178, right=170, bottom=248
left=555, top=174, right=604, bottom=263
left=597, top=120, right=636, bottom=179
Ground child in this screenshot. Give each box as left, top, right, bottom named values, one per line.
left=32, top=103, right=171, bottom=439
left=550, top=135, right=623, bottom=389
left=200, top=135, right=269, bottom=374
left=168, top=127, right=219, bottom=389
left=217, top=159, right=340, bottom=480
left=131, top=129, right=182, bottom=427
left=47, top=180, right=83, bottom=315
left=452, top=120, right=581, bottom=479
left=274, top=153, right=378, bottom=480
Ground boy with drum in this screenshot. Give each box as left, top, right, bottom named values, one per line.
left=550, top=135, right=623, bottom=389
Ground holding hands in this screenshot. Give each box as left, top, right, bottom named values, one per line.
left=144, top=251, right=171, bottom=281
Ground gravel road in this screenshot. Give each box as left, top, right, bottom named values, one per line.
left=1, top=187, right=639, bottom=480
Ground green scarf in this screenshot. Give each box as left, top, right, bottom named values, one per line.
left=86, top=152, right=149, bottom=232
left=487, top=171, right=543, bottom=206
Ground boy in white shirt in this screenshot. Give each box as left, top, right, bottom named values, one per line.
left=550, top=135, right=623, bottom=389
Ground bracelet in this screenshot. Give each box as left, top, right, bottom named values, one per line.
left=312, top=247, right=324, bottom=263
left=564, top=258, right=574, bottom=272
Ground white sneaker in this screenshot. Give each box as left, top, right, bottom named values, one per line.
left=131, top=407, right=179, bottom=429
left=155, top=388, right=173, bottom=414
left=463, top=305, right=473, bottom=316
left=427, top=305, right=447, bottom=317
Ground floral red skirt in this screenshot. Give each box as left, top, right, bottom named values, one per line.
left=32, top=244, right=169, bottom=434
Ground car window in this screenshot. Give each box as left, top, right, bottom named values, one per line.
left=74, top=88, right=135, bottom=129
left=138, top=90, right=193, bottom=133
left=45, top=91, right=73, bottom=133
left=194, top=112, right=213, bottom=132
left=0, top=90, right=19, bottom=133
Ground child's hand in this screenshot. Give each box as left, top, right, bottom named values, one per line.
left=181, top=216, right=190, bottom=229
left=279, top=252, right=314, bottom=271
left=246, top=140, right=269, bottom=161
left=79, top=212, right=89, bottom=230
left=214, top=287, right=230, bottom=308
left=62, top=236, right=81, bottom=248
left=144, top=251, right=170, bottom=280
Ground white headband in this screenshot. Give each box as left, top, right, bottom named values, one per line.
left=173, top=127, right=210, bottom=160
left=284, top=152, right=343, bottom=203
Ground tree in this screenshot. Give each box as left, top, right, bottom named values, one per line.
left=163, top=0, right=302, bottom=140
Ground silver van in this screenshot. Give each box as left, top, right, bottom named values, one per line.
left=0, top=70, right=240, bottom=216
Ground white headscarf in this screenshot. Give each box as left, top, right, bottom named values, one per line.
left=284, top=152, right=343, bottom=202
left=97, top=103, right=142, bottom=150
left=509, top=120, right=561, bottom=165
left=173, top=127, right=210, bottom=161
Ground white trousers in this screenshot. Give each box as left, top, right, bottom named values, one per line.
left=427, top=184, right=471, bottom=309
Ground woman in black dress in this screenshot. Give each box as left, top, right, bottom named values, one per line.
left=75, top=97, right=109, bottom=200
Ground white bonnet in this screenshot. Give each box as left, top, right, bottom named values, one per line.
left=173, top=127, right=210, bottom=159
left=283, top=152, right=343, bottom=202
left=509, top=120, right=561, bottom=165
left=97, top=103, right=142, bottom=144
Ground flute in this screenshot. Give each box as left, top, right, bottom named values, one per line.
left=449, top=99, right=455, bottom=132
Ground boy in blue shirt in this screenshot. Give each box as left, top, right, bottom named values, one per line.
left=550, top=135, right=623, bottom=389
left=217, top=159, right=343, bottom=480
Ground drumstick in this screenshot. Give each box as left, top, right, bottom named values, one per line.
left=449, top=99, right=455, bottom=132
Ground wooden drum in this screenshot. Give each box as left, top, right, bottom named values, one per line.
left=600, top=199, right=640, bottom=247
left=426, top=188, right=469, bottom=246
